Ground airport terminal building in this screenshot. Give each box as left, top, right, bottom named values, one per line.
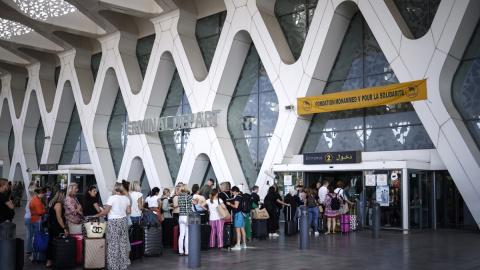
left=0, top=0, right=479, bottom=232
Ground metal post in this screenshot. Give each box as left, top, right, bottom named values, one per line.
left=0, top=222, right=16, bottom=270
left=188, top=212, right=201, bottom=269
left=299, top=206, right=310, bottom=250
left=372, top=203, right=380, bottom=239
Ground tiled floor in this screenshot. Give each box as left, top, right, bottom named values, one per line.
left=10, top=202, right=480, bottom=269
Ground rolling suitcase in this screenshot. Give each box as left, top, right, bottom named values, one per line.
left=70, top=234, right=83, bottom=264
left=173, top=225, right=183, bottom=254
left=84, top=238, right=106, bottom=269
left=162, top=218, right=178, bottom=247
left=223, top=222, right=236, bottom=248
left=340, top=214, right=350, bottom=234
left=201, top=224, right=212, bottom=251
left=16, top=238, right=24, bottom=270
left=284, top=206, right=296, bottom=236
left=318, top=218, right=325, bottom=233
left=129, top=223, right=144, bottom=261
left=144, top=226, right=162, bottom=256
left=251, top=219, right=268, bottom=239
left=52, top=235, right=77, bottom=269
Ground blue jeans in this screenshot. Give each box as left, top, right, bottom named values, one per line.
left=24, top=218, right=34, bottom=253
left=32, top=221, right=41, bottom=233
left=130, top=216, right=141, bottom=224
left=308, top=207, right=319, bottom=231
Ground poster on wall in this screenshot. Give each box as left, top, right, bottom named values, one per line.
left=376, top=186, right=390, bottom=206
left=366, top=175, right=376, bottom=186
left=284, top=175, right=293, bottom=186
left=377, top=174, right=388, bottom=186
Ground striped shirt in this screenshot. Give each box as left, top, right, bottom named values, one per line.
left=178, top=193, right=193, bottom=216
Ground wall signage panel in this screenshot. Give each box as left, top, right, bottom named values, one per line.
left=297, top=79, right=427, bottom=115
left=303, top=151, right=362, bottom=165
left=40, top=163, right=58, bottom=171
left=122, top=110, right=220, bottom=135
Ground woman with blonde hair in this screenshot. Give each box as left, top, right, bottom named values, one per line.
left=45, top=190, right=67, bottom=267
left=172, top=183, right=182, bottom=219
left=129, top=180, right=145, bottom=224
left=161, top=188, right=172, bottom=219
left=177, top=184, right=199, bottom=255
left=93, top=183, right=131, bottom=270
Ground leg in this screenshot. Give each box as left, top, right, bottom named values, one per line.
left=308, top=208, right=314, bottom=229
left=240, top=227, right=246, bottom=244
left=218, top=219, right=224, bottom=247
left=178, top=216, right=187, bottom=254
left=236, top=227, right=241, bottom=245
left=313, top=208, right=319, bottom=232
left=24, top=218, right=33, bottom=254
left=326, top=217, right=331, bottom=233
left=119, top=218, right=128, bottom=269
left=184, top=219, right=189, bottom=255
left=107, top=220, right=121, bottom=270
left=209, top=220, right=217, bottom=248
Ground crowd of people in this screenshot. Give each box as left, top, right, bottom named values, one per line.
left=0, top=176, right=355, bottom=269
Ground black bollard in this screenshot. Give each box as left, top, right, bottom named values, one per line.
left=0, top=222, right=16, bottom=270
left=299, top=206, right=310, bottom=250
left=372, top=203, right=380, bottom=239
left=188, top=212, right=201, bottom=269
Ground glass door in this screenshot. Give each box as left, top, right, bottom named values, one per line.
left=409, top=171, right=422, bottom=230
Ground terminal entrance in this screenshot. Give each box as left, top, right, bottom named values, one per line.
left=409, top=171, right=433, bottom=231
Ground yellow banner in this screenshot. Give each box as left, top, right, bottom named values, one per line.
left=297, top=79, right=427, bottom=115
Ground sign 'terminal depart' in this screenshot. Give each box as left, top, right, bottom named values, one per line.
left=122, top=110, right=220, bottom=135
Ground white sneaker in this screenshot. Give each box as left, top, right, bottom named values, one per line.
left=271, top=233, right=280, bottom=236
left=315, top=231, right=320, bottom=235
left=240, top=243, right=247, bottom=249
left=127, top=259, right=131, bottom=265
left=231, top=244, right=242, bottom=250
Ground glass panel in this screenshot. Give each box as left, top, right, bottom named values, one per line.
left=259, top=91, right=279, bottom=137
left=136, top=34, right=156, bottom=79
left=163, top=143, right=181, bottom=182
left=107, top=91, right=128, bottom=176
left=161, top=72, right=184, bottom=110
left=91, top=53, right=102, bottom=82
left=392, top=0, right=441, bottom=39
left=201, top=162, right=217, bottom=187
left=274, top=0, right=306, bottom=17
left=363, top=25, right=391, bottom=76
left=35, top=119, right=45, bottom=166
left=140, top=170, right=151, bottom=198
left=233, top=138, right=258, bottom=186
left=8, top=128, right=14, bottom=164
left=233, top=46, right=259, bottom=96
left=366, top=125, right=434, bottom=151
left=228, top=94, right=258, bottom=139
left=80, top=150, right=91, bottom=164
left=54, top=66, right=61, bottom=88
left=463, top=23, right=480, bottom=59
left=277, top=11, right=307, bottom=60
left=364, top=73, right=398, bottom=88
left=365, top=103, right=422, bottom=128
left=195, top=11, right=226, bottom=71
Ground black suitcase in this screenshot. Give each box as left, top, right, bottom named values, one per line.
left=252, top=219, right=268, bottom=239
left=16, top=238, right=24, bottom=270
left=318, top=218, right=325, bottom=233
left=223, top=222, right=236, bottom=248
left=52, top=235, right=77, bottom=269
left=201, top=224, right=212, bottom=251
left=144, top=226, right=162, bottom=256
left=285, top=206, right=296, bottom=236
left=129, top=223, right=145, bottom=261
left=162, top=218, right=178, bottom=247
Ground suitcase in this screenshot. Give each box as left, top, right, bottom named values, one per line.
left=285, top=206, right=296, bottom=236
left=201, top=224, right=212, bottom=251
left=52, top=235, right=77, bottom=269
left=71, top=234, right=83, bottom=264
left=318, top=218, right=325, bottom=233
left=129, top=223, right=144, bottom=261
left=340, top=214, right=350, bottom=234
left=144, top=226, right=162, bottom=256
left=223, top=222, right=236, bottom=248
left=162, top=218, right=178, bottom=247
left=16, top=238, right=24, bottom=270
left=84, top=238, right=106, bottom=269
left=251, top=219, right=268, bottom=239
left=173, top=225, right=186, bottom=254
left=32, top=231, right=48, bottom=264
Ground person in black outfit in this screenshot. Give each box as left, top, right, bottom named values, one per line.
left=0, top=178, right=15, bottom=224
left=251, top=186, right=261, bottom=207
left=264, top=186, right=290, bottom=236
left=82, top=185, right=101, bottom=216
left=283, top=187, right=300, bottom=221
left=45, top=190, right=68, bottom=268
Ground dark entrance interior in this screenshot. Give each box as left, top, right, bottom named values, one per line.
left=304, top=171, right=363, bottom=196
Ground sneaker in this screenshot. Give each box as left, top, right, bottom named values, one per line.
left=231, top=244, right=242, bottom=250
left=315, top=231, right=320, bottom=235
left=240, top=243, right=247, bottom=249
left=127, top=260, right=131, bottom=265
left=271, top=233, right=280, bottom=236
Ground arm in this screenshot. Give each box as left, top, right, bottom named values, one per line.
left=126, top=205, right=131, bottom=215
left=5, top=200, right=14, bottom=210
left=201, top=202, right=208, bottom=211
left=93, top=202, right=101, bottom=214
left=34, top=199, right=46, bottom=215
left=138, top=197, right=146, bottom=211
left=55, top=203, right=68, bottom=234
left=92, top=205, right=111, bottom=218
left=157, top=198, right=163, bottom=209
left=276, top=198, right=290, bottom=206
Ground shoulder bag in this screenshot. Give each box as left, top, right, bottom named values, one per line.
left=217, top=198, right=231, bottom=220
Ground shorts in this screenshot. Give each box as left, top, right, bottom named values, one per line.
left=234, top=212, right=245, bottom=228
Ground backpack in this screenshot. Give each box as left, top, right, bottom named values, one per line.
left=306, top=196, right=317, bottom=208
left=142, top=210, right=159, bottom=227
left=330, top=192, right=341, bottom=211
left=264, top=196, right=275, bottom=212
left=241, top=193, right=252, bottom=214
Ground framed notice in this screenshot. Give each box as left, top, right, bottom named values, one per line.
left=376, top=186, right=390, bottom=207
left=366, top=175, right=376, bottom=186
left=284, top=175, right=293, bottom=186
left=377, top=174, right=388, bottom=186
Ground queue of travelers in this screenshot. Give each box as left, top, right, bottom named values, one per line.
left=0, top=176, right=355, bottom=269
